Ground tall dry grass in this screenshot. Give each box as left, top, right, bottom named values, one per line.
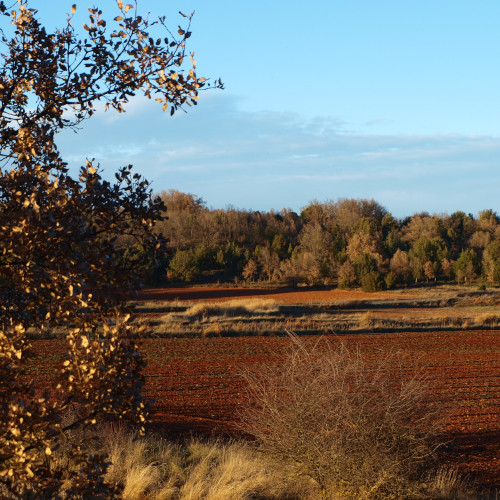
left=99, top=423, right=314, bottom=499
left=5, top=424, right=491, bottom=500
left=30, top=407, right=492, bottom=500
left=474, top=312, right=500, bottom=327
left=426, top=467, right=475, bottom=500
left=173, top=298, right=279, bottom=320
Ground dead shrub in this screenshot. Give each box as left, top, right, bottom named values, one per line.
left=242, top=334, right=446, bottom=500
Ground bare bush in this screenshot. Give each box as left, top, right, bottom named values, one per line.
left=242, top=334, right=446, bottom=500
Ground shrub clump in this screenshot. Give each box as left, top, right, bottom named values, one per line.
left=242, top=335, right=445, bottom=499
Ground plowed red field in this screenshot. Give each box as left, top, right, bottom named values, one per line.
left=31, top=329, right=500, bottom=487
left=137, top=286, right=405, bottom=303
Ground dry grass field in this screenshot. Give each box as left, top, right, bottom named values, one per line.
left=131, top=284, right=500, bottom=338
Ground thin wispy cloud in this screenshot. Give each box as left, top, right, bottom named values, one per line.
left=57, top=94, right=500, bottom=217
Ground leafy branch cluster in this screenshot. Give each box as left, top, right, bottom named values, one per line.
left=0, top=1, right=220, bottom=496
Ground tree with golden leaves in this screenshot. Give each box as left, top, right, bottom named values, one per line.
left=0, top=1, right=221, bottom=496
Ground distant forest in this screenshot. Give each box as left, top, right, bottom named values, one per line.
left=136, top=190, right=500, bottom=291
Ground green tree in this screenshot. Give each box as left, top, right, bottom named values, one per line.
left=168, top=248, right=201, bottom=282
left=445, top=211, right=474, bottom=257
left=384, top=271, right=397, bottom=289
left=271, top=233, right=289, bottom=259
left=330, top=223, right=347, bottom=264
left=354, top=253, right=378, bottom=282
left=383, top=228, right=403, bottom=256
left=409, top=256, right=425, bottom=283
left=354, top=253, right=384, bottom=291
left=408, top=236, right=445, bottom=282
left=360, top=270, right=385, bottom=292
left=216, top=241, right=246, bottom=275
left=0, top=1, right=220, bottom=496
left=409, top=236, right=437, bottom=266
left=454, top=249, right=481, bottom=284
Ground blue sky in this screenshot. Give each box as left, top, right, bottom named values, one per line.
left=29, top=1, right=500, bottom=217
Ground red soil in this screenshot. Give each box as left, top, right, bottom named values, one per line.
left=141, top=331, right=500, bottom=488
left=138, top=286, right=402, bottom=303
left=30, top=329, right=500, bottom=488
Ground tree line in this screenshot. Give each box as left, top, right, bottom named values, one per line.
left=142, top=190, right=500, bottom=291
